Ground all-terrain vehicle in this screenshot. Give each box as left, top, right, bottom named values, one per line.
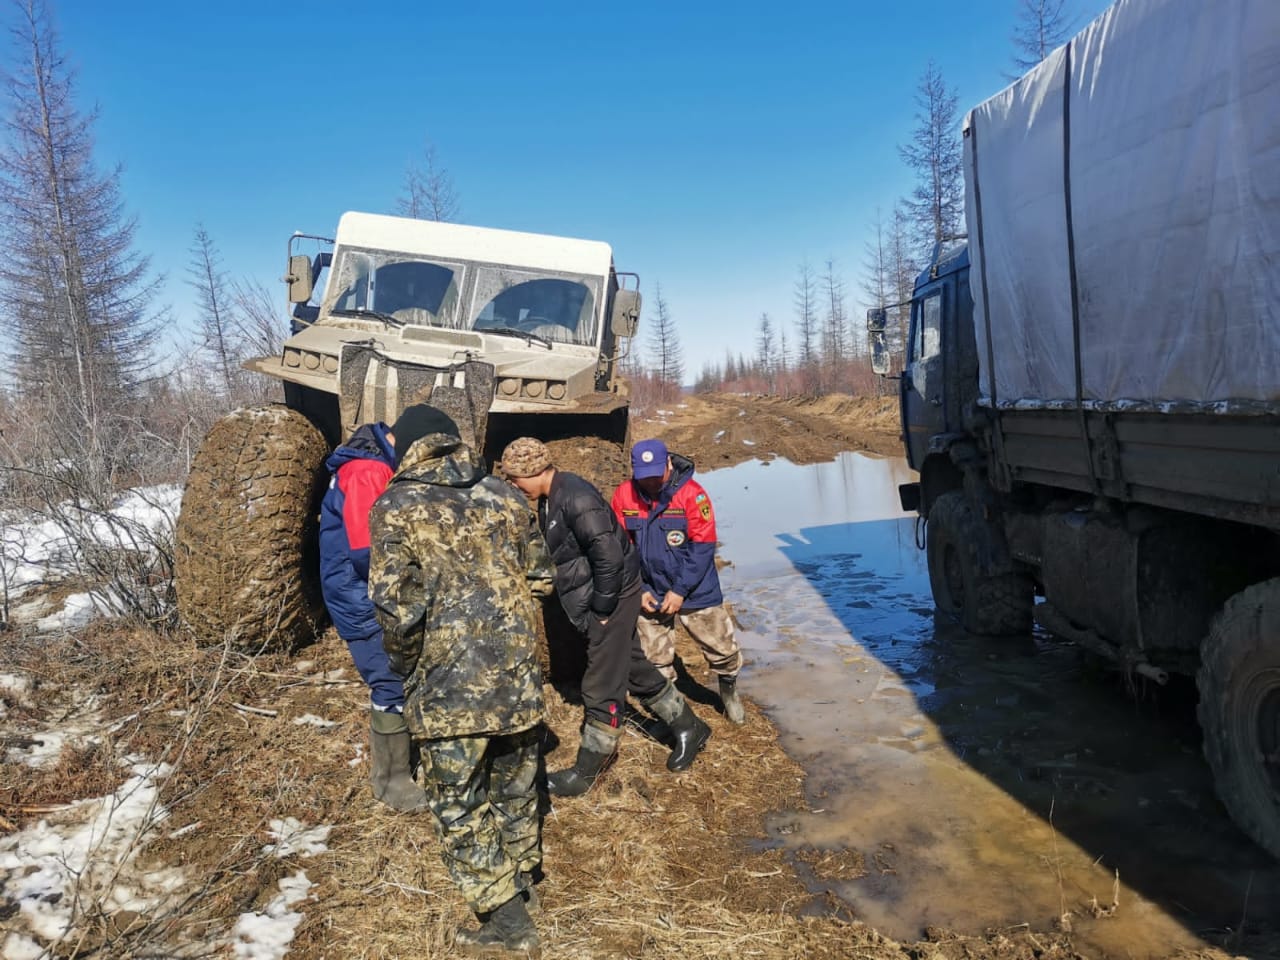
left=175, top=212, right=641, bottom=653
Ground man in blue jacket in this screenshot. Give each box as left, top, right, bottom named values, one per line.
left=611, top=439, right=745, bottom=724
left=319, top=418, right=428, bottom=812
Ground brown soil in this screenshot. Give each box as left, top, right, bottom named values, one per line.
left=631, top=393, right=902, bottom=472
left=0, top=397, right=1258, bottom=960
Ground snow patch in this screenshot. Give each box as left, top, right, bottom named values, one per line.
left=262, top=819, right=331, bottom=859
left=0, top=760, right=185, bottom=950
left=347, top=743, right=366, bottom=768
left=292, top=714, right=337, bottom=729
left=742, top=439, right=757, bottom=447
left=231, top=871, right=314, bottom=960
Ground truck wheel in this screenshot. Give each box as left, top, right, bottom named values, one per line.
left=926, top=491, right=1032, bottom=636
left=175, top=406, right=331, bottom=652
left=1197, top=578, right=1280, bottom=860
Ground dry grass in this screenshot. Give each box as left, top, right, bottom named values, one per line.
left=4, top=622, right=1244, bottom=960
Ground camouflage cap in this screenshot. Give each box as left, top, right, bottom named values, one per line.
left=501, top=437, right=553, bottom=478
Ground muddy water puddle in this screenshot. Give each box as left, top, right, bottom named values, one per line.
left=701, top=453, right=1277, bottom=957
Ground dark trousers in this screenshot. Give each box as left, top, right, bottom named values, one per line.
left=580, top=577, right=668, bottom=728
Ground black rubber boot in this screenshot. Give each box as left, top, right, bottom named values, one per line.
left=455, top=892, right=540, bottom=956
left=718, top=675, right=746, bottom=725
left=369, top=709, right=429, bottom=813
left=547, top=720, right=620, bottom=797
left=644, top=682, right=711, bottom=772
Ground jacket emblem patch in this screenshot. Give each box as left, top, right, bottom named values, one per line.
left=666, top=529, right=687, bottom=547
left=699, top=503, right=711, bottom=521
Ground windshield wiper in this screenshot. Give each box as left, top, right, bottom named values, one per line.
left=479, top=325, right=553, bottom=349
left=330, top=308, right=405, bottom=328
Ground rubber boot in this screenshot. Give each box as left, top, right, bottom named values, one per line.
left=455, top=892, right=540, bottom=956
left=718, top=675, right=746, bottom=725
left=644, top=682, right=711, bottom=772
left=547, top=720, right=620, bottom=797
left=369, top=709, right=429, bottom=813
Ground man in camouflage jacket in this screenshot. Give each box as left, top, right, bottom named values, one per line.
left=369, top=404, right=554, bottom=956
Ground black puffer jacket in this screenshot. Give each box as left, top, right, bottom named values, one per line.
left=539, top=470, right=641, bottom=632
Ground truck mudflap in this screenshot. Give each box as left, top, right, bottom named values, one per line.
left=338, top=342, right=495, bottom=453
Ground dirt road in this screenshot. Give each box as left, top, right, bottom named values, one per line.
left=632, top=393, right=902, bottom=470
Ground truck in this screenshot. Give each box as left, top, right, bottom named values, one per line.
left=174, top=212, right=641, bottom=657
left=868, top=0, right=1280, bottom=858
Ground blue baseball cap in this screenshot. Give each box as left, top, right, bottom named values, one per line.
left=631, top=439, right=668, bottom=479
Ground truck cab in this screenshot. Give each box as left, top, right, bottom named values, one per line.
left=871, top=240, right=979, bottom=514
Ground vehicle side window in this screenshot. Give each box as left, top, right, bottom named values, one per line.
left=921, top=291, right=942, bottom=363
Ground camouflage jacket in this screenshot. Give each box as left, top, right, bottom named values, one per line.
left=369, top=433, right=553, bottom=740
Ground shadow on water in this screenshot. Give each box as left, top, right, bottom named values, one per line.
left=702, top=452, right=1278, bottom=957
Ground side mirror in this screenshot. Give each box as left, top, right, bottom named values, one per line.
left=866, top=306, right=887, bottom=332
left=611, top=289, right=641, bottom=338
left=870, top=329, right=889, bottom=376
left=284, top=254, right=314, bottom=304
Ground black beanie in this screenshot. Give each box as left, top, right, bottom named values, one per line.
left=391, top=404, right=460, bottom=461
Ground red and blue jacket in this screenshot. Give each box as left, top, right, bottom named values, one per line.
left=319, top=423, right=396, bottom=642
left=610, top=453, right=723, bottom=610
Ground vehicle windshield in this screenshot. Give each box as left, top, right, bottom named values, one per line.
left=324, top=247, right=600, bottom=346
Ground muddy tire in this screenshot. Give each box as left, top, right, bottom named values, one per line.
left=926, top=491, right=1032, bottom=636
left=175, top=406, right=331, bottom=652
left=1197, top=578, right=1280, bottom=860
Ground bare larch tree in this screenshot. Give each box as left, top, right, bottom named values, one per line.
left=647, top=283, right=684, bottom=398
left=755, top=312, right=775, bottom=392
left=898, top=60, right=964, bottom=257
left=397, top=139, right=461, bottom=222
left=1012, top=0, right=1076, bottom=73
left=822, top=257, right=847, bottom=389
left=186, top=225, right=237, bottom=396
left=0, top=0, right=159, bottom=476
left=793, top=260, right=821, bottom=394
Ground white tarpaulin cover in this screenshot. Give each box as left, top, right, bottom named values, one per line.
left=965, top=0, right=1280, bottom=412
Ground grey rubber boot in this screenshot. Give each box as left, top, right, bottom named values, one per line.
left=718, top=675, right=746, bottom=725
left=547, top=720, right=621, bottom=797
left=644, top=682, right=711, bottom=772
left=369, top=709, right=429, bottom=813
left=455, top=892, right=540, bottom=956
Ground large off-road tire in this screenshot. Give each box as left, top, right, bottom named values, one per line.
left=926, top=491, right=1033, bottom=636
left=175, top=406, right=331, bottom=652
left=1197, top=578, right=1280, bottom=860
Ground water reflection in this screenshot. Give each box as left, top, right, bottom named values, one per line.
left=700, top=453, right=1278, bottom=957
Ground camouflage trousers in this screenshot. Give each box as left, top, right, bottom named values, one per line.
left=420, top=727, right=541, bottom=914
left=637, top=604, right=742, bottom=682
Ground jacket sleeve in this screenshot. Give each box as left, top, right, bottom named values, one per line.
left=523, top=506, right=556, bottom=599
left=672, top=484, right=717, bottom=599
left=369, top=502, right=437, bottom=679
left=569, top=489, right=626, bottom=619
left=322, top=461, right=394, bottom=641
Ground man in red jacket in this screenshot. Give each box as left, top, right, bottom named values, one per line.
left=610, top=439, right=745, bottom=724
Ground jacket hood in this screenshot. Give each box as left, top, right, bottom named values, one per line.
left=326, top=422, right=396, bottom=474
left=391, top=433, right=485, bottom=488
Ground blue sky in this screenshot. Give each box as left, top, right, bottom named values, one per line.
left=35, top=0, right=1106, bottom=375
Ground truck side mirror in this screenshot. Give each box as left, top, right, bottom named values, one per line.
left=611, top=289, right=641, bottom=338
left=870, top=329, right=890, bottom=376
left=284, top=254, right=314, bottom=304
left=866, top=306, right=887, bottom=332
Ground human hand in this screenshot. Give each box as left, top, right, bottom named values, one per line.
left=660, top=591, right=685, bottom=615
left=641, top=591, right=659, bottom=613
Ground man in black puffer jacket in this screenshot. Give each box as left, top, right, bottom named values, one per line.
left=501, top=437, right=710, bottom=796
